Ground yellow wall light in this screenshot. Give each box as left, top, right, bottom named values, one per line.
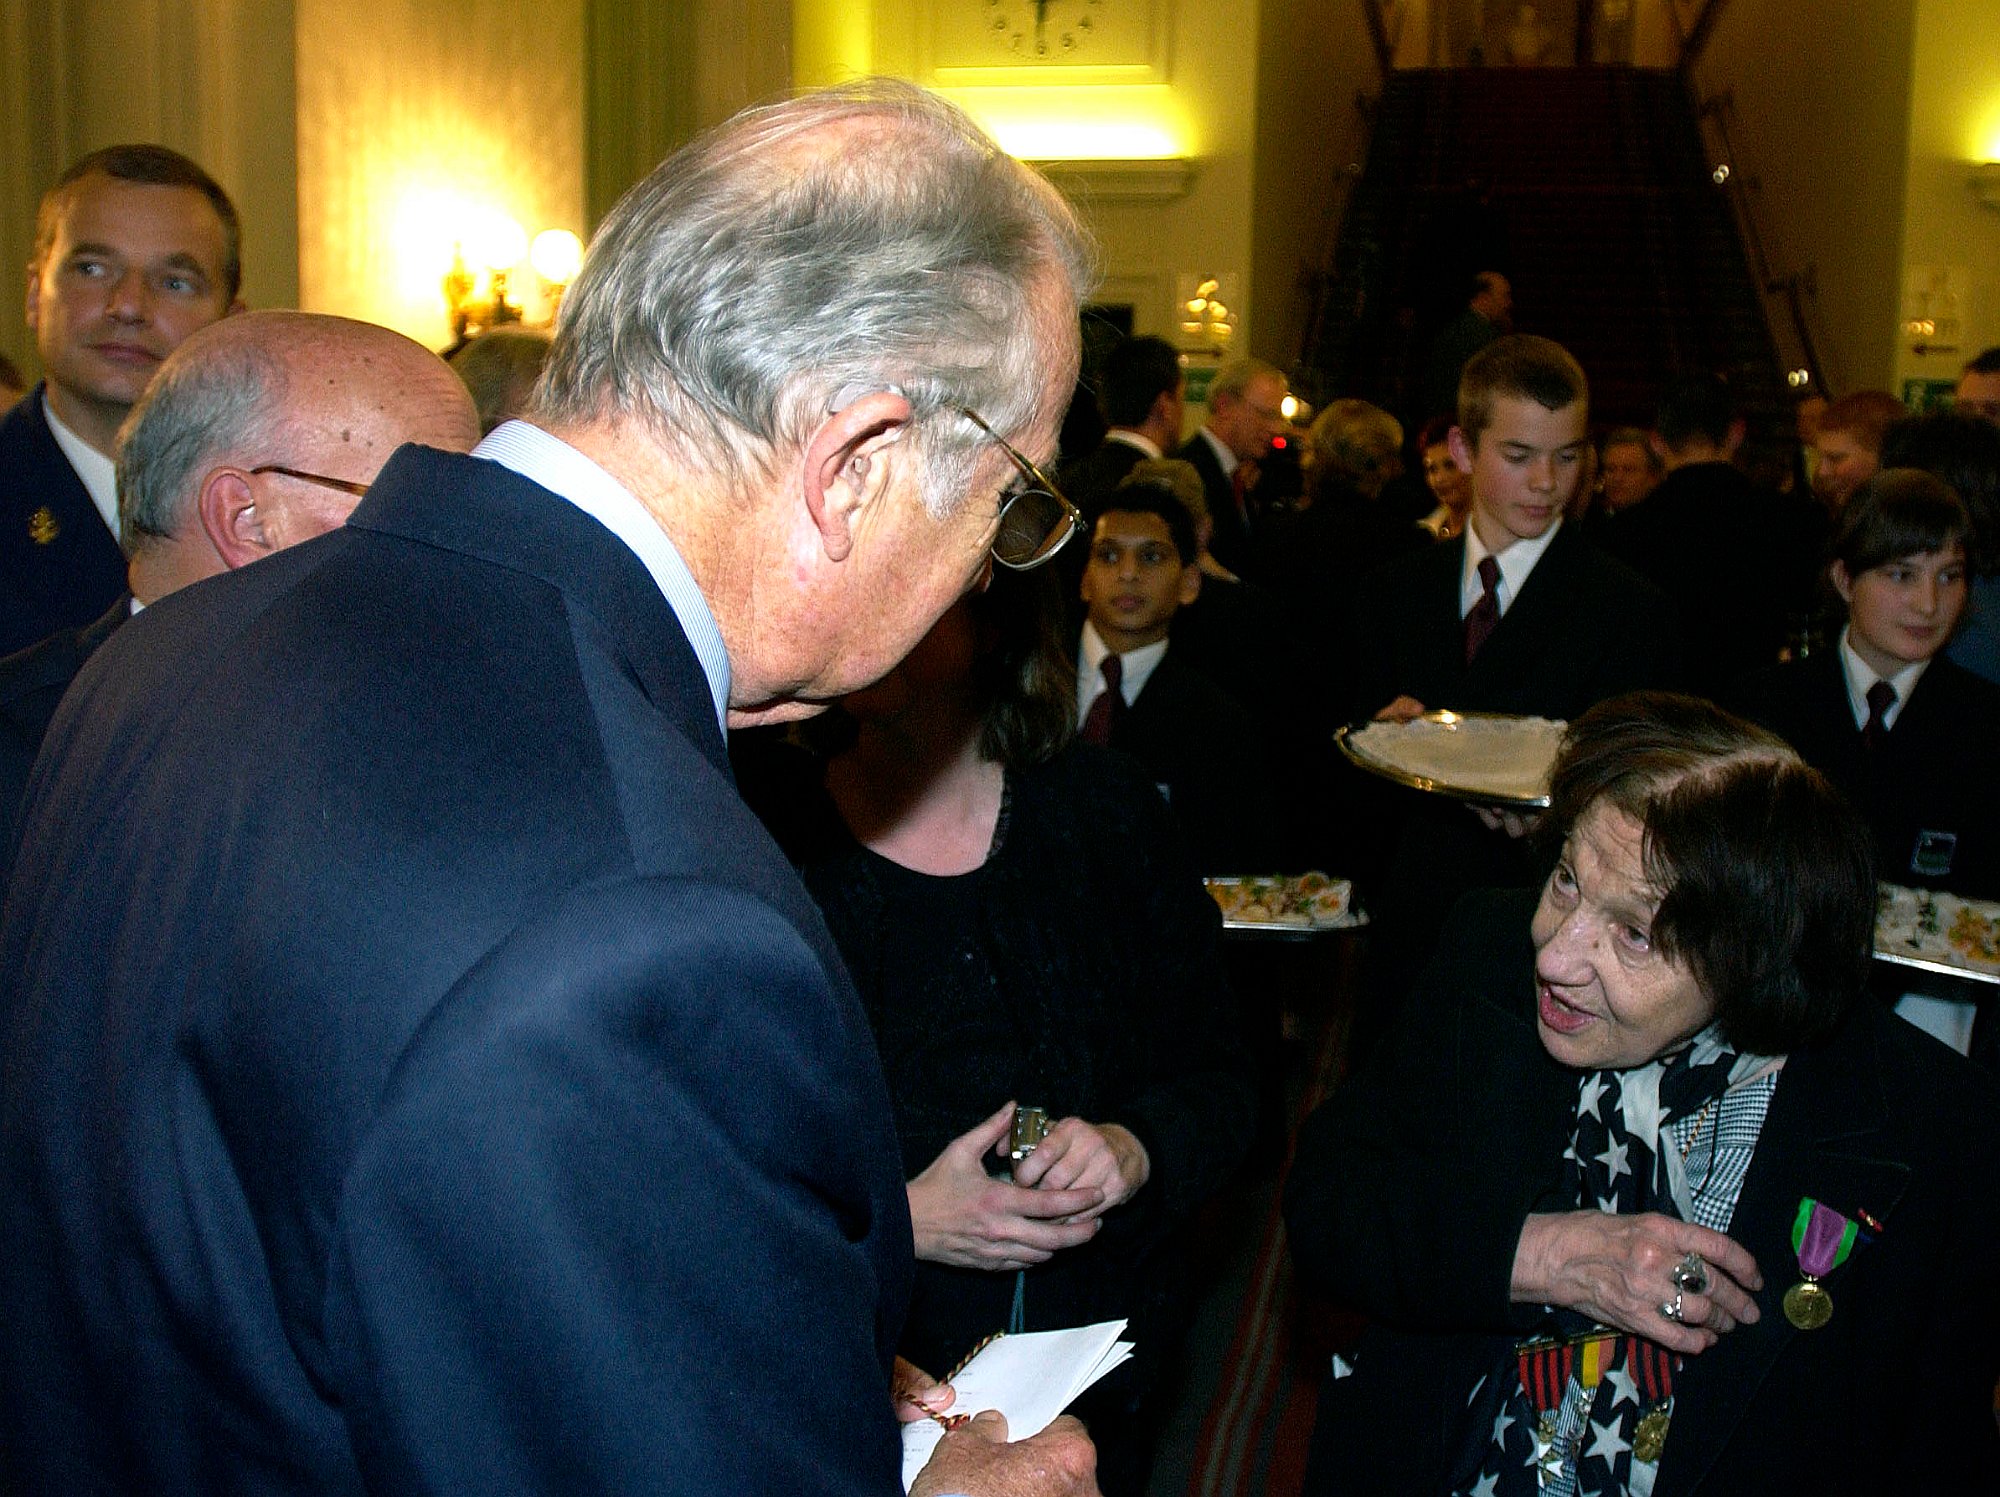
left=939, top=84, right=1193, bottom=163
left=1974, top=98, right=2000, bottom=165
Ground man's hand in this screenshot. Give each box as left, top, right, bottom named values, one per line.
left=1010, top=1119, right=1149, bottom=1221
left=1374, top=695, right=1428, bottom=723
left=907, top=1102, right=1105, bottom=1271
left=1512, top=1210, right=1763, bottom=1356
left=1471, top=804, right=1542, bottom=839
left=893, top=1357, right=955, bottom=1424
left=910, top=1411, right=1100, bottom=1497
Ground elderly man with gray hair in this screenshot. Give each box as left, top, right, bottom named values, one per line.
left=0, top=81, right=1099, bottom=1497
left=0, top=309, right=476, bottom=860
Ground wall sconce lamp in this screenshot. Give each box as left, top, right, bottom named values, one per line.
left=1972, top=162, right=2000, bottom=213
left=1179, top=277, right=1236, bottom=349
left=443, top=218, right=585, bottom=348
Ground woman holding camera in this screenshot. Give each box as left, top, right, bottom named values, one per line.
left=743, top=569, right=1254, bottom=1494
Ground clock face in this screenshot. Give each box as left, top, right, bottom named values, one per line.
left=985, top=0, right=1105, bottom=60
left=924, top=0, right=1168, bottom=85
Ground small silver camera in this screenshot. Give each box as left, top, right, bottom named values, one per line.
left=1009, top=1104, right=1052, bottom=1166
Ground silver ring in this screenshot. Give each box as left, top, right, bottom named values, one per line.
left=1672, top=1252, right=1710, bottom=1295
left=1658, top=1292, right=1685, bottom=1324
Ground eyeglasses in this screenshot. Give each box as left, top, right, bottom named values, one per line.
left=960, top=409, right=1082, bottom=571
left=249, top=465, right=372, bottom=498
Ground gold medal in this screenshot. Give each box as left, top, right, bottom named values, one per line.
left=27, top=506, right=59, bottom=546
left=1632, top=1406, right=1671, bottom=1464
left=1783, top=1278, right=1832, bottom=1329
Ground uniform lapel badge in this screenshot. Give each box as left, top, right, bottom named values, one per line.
left=28, top=506, right=60, bottom=545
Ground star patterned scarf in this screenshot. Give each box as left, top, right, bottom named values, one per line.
left=1456, top=1027, right=1754, bottom=1497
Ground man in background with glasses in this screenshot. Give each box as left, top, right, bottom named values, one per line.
left=1175, top=356, right=1292, bottom=580
left=0, top=309, right=479, bottom=863
left=1, top=81, right=1100, bottom=1497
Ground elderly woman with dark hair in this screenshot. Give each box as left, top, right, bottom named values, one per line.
left=742, top=567, right=1255, bottom=1495
left=1286, top=692, right=2000, bottom=1495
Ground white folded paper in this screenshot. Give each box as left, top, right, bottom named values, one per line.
left=900, top=1320, right=1135, bottom=1492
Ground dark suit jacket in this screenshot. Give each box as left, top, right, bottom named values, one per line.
left=1175, top=432, right=1255, bottom=580
left=0, top=446, right=914, bottom=1494
left=1110, top=648, right=1279, bottom=875
left=1170, top=575, right=1339, bottom=868
left=1287, top=889, right=2000, bottom=1495
left=1057, top=432, right=1152, bottom=520
left=1336, top=524, right=1680, bottom=1016
left=1731, top=650, right=2000, bottom=899
left=0, top=385, right=127, bottom=657
left=0, top=593, right=128, bottom=864
left=1255, top=482, right=1429, bottom=620
left=1600, top=462, right=1819, bottom=696
left=1417, top=308, right=1498, bottom=427
left=1341, top=528, right=1685, bottom=1043
left=1343, top=520, right=1686, bottom=723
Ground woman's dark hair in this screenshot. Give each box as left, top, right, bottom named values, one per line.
left=1879, top=412, right=2000, bottom=572
left=1542, top=693, right=1876, bottom=1054
left=969, top=566, right=1075, bottom=768
left=1830, top=467, right=1972, bottom=577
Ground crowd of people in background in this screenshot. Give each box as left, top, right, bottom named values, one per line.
left=0, top=99, right=1997, bottom=1497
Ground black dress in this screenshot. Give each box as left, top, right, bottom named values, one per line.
left=747, top=740, right=1257, bottom=1489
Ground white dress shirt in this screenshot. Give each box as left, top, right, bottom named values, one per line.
left=1838, top=626, right=1928, bottom=732
left=1461, top=516, right=1562, bottom=619
left=1076, top=619, right=1169, bottom=728
left=43, top=394, right=120, bottom=542
left=1104, top=429, right=1162, bottom=460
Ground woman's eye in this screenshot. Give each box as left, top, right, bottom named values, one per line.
left=1620, top=924, right=1652, bottom=953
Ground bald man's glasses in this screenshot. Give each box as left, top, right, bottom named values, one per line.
left=960, top=409, right=1081, bottom=571
left=250, top=465, right=372, bottom=498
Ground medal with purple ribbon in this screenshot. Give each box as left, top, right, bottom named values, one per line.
left=1783, top=1197, right=1863, bottom=1330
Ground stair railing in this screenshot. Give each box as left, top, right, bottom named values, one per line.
left=1362, top=1, right=1394, bottom=80
left=1678, top=0, right=1728, bottom=74
left=1293, top=88, right=1382, bottom=400
left=1683, top=81, right=1836, bottom=397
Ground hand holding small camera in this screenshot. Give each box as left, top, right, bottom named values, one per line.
left=1009, top=1113, right=1151, bottom=1219
left=905, top=1101, right=1105, bottom=1272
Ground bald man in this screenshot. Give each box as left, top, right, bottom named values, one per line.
left=0, top=310, right=478, bottom=856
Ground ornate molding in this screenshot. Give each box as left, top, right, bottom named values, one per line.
left=1030, top=155, right=1196, bottom=203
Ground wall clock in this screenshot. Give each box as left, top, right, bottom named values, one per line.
left=986, top=0, right=1105, bottom=60
left=924, top=0, right=1170, bottom=85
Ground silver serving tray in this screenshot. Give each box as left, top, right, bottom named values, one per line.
left=1335, top=710, right=1562, bottom=809
left=1873, top=885, right=2000, bottom=987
